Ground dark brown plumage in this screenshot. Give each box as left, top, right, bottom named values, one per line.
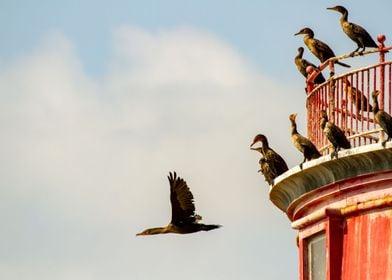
left=295, top=27, right=350, bottom=74
left=372, top=90, right=392, bottom=147
left=250, top=134, right=288, bottom=182
left=250, top=147, right=276, bottom=185
left=136, top=172, right=221, bottom=236
left=343, top=79, right=373, bottom=112
left=295, top=47, right=326, bottom=85
left=327, top=5, right=377, bottom=56
left=289, top=113, right=321, bottom=169
left=320, top=110, right=351, bottom=159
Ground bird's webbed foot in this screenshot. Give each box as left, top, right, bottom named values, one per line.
left=381, top=138, right=390, bottom=148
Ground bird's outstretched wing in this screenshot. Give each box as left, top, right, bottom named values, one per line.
left=168, top=172, right=196, bottom=225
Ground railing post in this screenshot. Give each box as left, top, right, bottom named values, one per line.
left=378, top=34, right=386, bottom=110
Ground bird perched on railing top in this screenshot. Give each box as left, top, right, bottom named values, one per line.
left=250, top=134, right=288, bottom=183
left=136, top=172, right=221, bottom=236
left=294, top=47, right=326, bottom=85
left=320, top=110, right=351, bottom=159
left=295, top=27, right=351, bottom=75
left=289, top=113, right=321, bottom=169
left=343, top=79, right=373, bottom=112
left=371, top=90, right=392, bottom=147
left=327, top=5, right=378, bottom=56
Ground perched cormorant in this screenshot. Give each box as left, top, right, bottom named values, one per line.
left=295, top=27, right=351, bottom=74
left=343, top=79, right=373, bottom=112
left=289, top=113, right=321, bottom=169
left=295, top=47, right=326, bottom=85
left=372, top=90, right=392, bottom=147
left=320, top=110, right=351, bottom=159
left=136, top=172, right=221, bottom=236
left=250, top=134, right=288, bottom=180
left=327, top=5, right=377, bottom=56
left=250, top=147, right=276, bottom=185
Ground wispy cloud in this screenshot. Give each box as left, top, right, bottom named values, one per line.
left=0, top=26, right=300, bottom=279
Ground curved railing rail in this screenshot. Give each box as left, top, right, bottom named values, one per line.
left=306, top=35, right=392, bottom=154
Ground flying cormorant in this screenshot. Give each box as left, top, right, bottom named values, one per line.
left=289, top=113, right=321, bottom=169
left=136, top=172, right=221, bottom=236
left=250, top=134, right=288, bottom=180
left=327, top=5, right=377, bottom=56
left=372, top=90, right=392, bottom=147
left=320, top=110, right=351, bottom=159
left=295, top=27, right=351, bottom=75
left=295, top=47, right=326, bottom=85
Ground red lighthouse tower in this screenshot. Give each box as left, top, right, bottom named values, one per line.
left=270, top=36, right=392, bottom=280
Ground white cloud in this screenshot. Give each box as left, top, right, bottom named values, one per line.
left=0, top=26, right=300, bottom=279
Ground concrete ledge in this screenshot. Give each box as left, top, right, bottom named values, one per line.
left=269, top=142, right=392, bottom=213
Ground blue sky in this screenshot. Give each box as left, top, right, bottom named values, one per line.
left=0, top=1, right=391, bottom=279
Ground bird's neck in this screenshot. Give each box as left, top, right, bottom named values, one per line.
left=340, top=11, right=348, bottom=24
left=144, top=227, right=170, bottom=235
left=372, top=96, right=380, bottom=114
left=320, top=118, right=327, bottom=130
left=291, top=120, right=298, bottom=135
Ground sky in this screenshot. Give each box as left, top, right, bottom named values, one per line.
left=0, top=1, right=391, bottom=279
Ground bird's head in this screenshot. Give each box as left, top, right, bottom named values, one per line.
left=294, top=27, right=313, bottom=37
left=327, top=5, right=347, bottom=15
left=342, top=77, right=351, bottom=86
left=289, top=113, right=298, bottom=122
left=297, top=47, right=304, bottom=54
left=372, top=90, right=380, bottom=98
left=250, top=134, right=268, bottom=148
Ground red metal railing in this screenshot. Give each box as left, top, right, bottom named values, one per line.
left=306, top=35, right=392, bottom=154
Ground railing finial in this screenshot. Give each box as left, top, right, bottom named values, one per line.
left=377, top=34, right=386, bottom=48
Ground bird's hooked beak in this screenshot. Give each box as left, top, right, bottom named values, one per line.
left=294, top=30, right=303, bottom=36
left=326, top=6, right=336, bottom=11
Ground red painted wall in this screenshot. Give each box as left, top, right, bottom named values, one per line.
left=341, top=209, right=392, bottom=280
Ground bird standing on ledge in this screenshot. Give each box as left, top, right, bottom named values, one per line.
left=294, top=47, right=326, bottom=85
left=372, top=91, right=392, bottom=147
left=250, top=134, right=288, bottom=182
left=320, top=110, right=351, bottom=159
left=295, top=27, right=350, bottom=75
left=136, top=172, right=221, bottom=236
left=327, top=5, right=377, bottom=56
left=289, top=113, right=321, bottom=169
left=250, top=147, right=276, bottom=185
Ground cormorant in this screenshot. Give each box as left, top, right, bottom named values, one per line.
left=372, top=90, right=392, bottom=147
left=327, top=5, right=377, bottom=56
left=295, top=47, right=326, bottom=85
left=295, top=27, right=351, bottom=74
left=250, top=134, right=288, bottom=180
left=343, top=79, right=373, bottom=112
left=289, top=113, right=321, bottom=169
left=250, top=147, right=276, bottom=185
left=320, top=110, right=351, bottom=159
left=136, top=172, right=221, bottom=236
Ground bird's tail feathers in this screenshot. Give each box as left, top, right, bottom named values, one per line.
left=336, top=61, right=351, bottom=68
left=201, top=224, right=222, bottom=231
